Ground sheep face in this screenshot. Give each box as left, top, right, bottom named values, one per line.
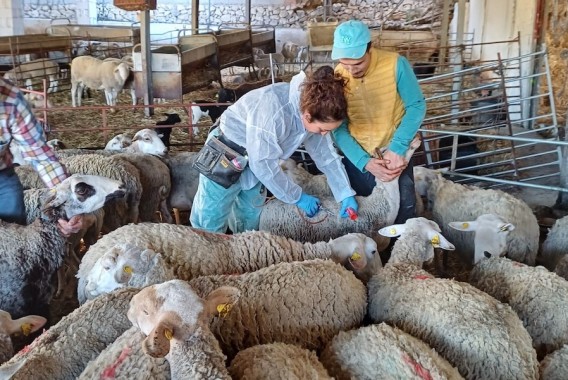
left=329, top=233, right=379, bottom=281
left=131, top=129, right=168, bottom=156
left=105, top=133, right=132, bottom=150
left=43, top=174, right=125, bottom=219
left=448, top=213, right=515, bottom=264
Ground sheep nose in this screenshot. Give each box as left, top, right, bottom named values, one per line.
left=483, top=251, right=492, bottom=259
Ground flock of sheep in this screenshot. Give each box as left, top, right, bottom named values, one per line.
left=1, top=119, right=568, bottom=379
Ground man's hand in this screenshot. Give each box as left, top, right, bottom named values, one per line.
left=365, top=158, right=402, bottom=182
left=57, top=215, right=84, bottom=237
left=382, top=150, right=408, bottom=171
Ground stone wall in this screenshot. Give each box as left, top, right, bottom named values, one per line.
left=23, top=0, right=438, bottom=29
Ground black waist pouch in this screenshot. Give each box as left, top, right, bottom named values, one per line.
left=193, top=135, right=248, bottom=189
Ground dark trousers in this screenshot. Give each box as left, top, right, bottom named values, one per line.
left=342, top=156, right=417, bottom=224
left=0, top=166, right=26, bottom=225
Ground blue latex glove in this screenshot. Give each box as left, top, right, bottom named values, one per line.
left=339, top=196, right=359, bottom=219
left=295, top=193, right=321, bottom=218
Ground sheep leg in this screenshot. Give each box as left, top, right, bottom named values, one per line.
left=130, top=88, right=137, bottom=112
left=49, top=75, right=58, bottom=93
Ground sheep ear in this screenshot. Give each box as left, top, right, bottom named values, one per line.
left=378, top=224, right=405, bottom=237
left=448, top=221, right=478, bottom=232
left=142, top=321, right=174, bottom=358
left=204, top=286, right=240, bottom=319
left=41, top=186, right=69, bottom=212
left=9, top=315, right=47, bottom=336
left=427, top=230, right=455, bottom=250
left=499, top=223, right=515, bottom=232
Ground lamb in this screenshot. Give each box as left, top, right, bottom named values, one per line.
left=0, top=288, right=139, bottom=380
left=77, top=223, right=377, bottom=303
left=414, top=166, right=539, bottom=265
left=259, top=137, right=421, bottom=243
left=229, top=343, right=332, bottom=379
left=3, top=58, right=59, bottom=93
left=0, top=174, right=125, bottom=319
left=77, top=326, right=170, bottom=380
left=105, top=133, right=133, bottom=150
left=188, top=260, right=367, bottom=359
left=127, top=280, right=240, bottom=380
left=368, top=217, right=539, bottom=380
left=320, top=323, right=464, bottom=380
left=105, top=129, right=167, bottom=156
left=253, top=52, right=285, bottom=78
left=541, top=215, right=568, bottom=279
left=191, top=101, right=225, bottom=130
left=155, top=112, right=182, bottom=147
left=540, top=344, right=568, bottom=380
left=70, top=55, right=131, bottom=108
left=0, top=310, right=46, bottom=366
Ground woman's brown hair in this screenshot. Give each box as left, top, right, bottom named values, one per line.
left=300, top=65, right=348, bottom=123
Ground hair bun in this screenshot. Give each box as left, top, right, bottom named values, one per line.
left=312, top=65, right=335, bottom=81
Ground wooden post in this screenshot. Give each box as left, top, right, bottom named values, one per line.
left=192, top=0, right=199, bottom=31
left=438, top=0, right=451, bottom=68
left=140, top=10, right=154, bottom=117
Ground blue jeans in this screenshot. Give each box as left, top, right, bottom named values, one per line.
left=0, top=166, right=26, bottom=225
left=342, top=156, right=417, bottom=224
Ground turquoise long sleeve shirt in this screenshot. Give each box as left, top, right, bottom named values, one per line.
left=332, top=56, right=426, bottom=172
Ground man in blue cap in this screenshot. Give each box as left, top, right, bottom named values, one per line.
left=331, top=19, right=426, bottom=224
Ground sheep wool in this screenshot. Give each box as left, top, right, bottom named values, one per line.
left=229, top=343, right=332, bottom=380
left=189, top=260, right=367, bottom=359
left=469, top=257, right=568, bottom=358
left=540, top=344, right=568, bottom=380
left=78, top=326, right=170, bottom=380
left=0, top=288, right=139, bottom=380
left=320, top=323, right=464, bottom=380
left=541, top=215, right=568, bottom=277
left=368, top=264, right=538, bottom=380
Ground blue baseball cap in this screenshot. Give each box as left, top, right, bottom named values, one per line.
left=331, top=20, right=371, bottom=60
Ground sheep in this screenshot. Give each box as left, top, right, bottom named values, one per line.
left=188, top=260, right=367, bottom=359
left=0, top=310, right=46, bottom=366
left=281, top=41, right=306, bottom=70
left=229, top=343, right=332, bottom=379
left=0, top=288, right=139, bottom=380
left=77, top=223, right=377, bottom=303
left=127, top=280, right=240, bottom=379
left=253, top=52, right=285, bottom=78
left=541, top=215, right=568, bottom=279
left=104, top=129, right=167, bottom=156
left=190, top=100, right=226, bottom=129
left=368, top=217, right=539, bottom=380
left=155, top=112, right=182, bottom=147
left=540, top=344, right=568, bottom=380
left=165, top=152, right=200, bottom=218
left=414, top=166, right=539, bottom=265
left=105, top=133, right=133, bottom=151
left=103, top=56, right=136, bottom=108
left=320, top=323, right=464, bottom=380
left=3, top=58, right=59, bottom=93
left=259, top=137, right=421, bottom=243
left=70, top=55, right=131, bottom=108
left=77, top=326, right=170, bottom=380
left=0, top=174, right=124, bottom=319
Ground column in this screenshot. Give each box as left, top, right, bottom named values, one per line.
left=0, top=0, right=24, bottom=36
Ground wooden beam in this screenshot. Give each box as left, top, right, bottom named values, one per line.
left=192, top=0, right=199, bottom=31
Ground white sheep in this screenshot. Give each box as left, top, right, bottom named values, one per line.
left=103, top=56, right=136, bottom=108
left=414, top=166, right=539, bottom=265
left=259, top=137, right=421, bottom=243
left=70, top=55, right=130, bottom=108
left=77, top=326, right=170, bottom=380
left=541, top=215, right=568, bottom=279
left=105, top=133, right=133, bottom=151
left=368, top=217, right=539, bottom=380
left=0, top=288, right=139, bottom=380
left=0, top=310, right=46, bottom=366
left=77, top=223, right=377, bottom=303
left=540, top=344, right=568, bottom=380
left=320, top=323, right=464, bottom=380
left=188, top=260, right=367, bottom=359
left=0, top=174, right=125, bottom=319
left=229, top=342, right=333, bottom=379
left=4, top=58, right=59, bottom=93
left=104, top=129, right=167, bottom=156
left=127, top=280, right=240, bottom=379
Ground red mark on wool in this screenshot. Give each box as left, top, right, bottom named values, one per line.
left=101, top=346, right=132, bottom=379
left=403, top=354, right=433, bottom=380
left=413, top=274, right=431, bottom=280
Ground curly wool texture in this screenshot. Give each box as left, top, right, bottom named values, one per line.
left=541, top=216, right=568, bottom=276
left=188, top=260, right=367, bottom=360
left=60, top=154, right=142, bottom=232
left=540, top=344, right=568, bottom=380
left=469, top=257, right=568, bottom=358
left=77, top=223, right=343, bottom=303
left=14, top=166, right=45, bottom=190
left=0, top=288, right=138, bottom=380
left=229, top=342, right=332, bottom=380
left=320, top=323, right=463, bottom=380
left=368, top=263, right=538, bottom=380
left=78, top=326, right=170, bottom=380
left=425, top=174, right=539, bottom=265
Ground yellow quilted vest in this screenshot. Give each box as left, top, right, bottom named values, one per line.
left=336, top=48, right=405, bottom=154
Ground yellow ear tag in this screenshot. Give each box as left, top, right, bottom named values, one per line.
left=462, top=222, right=469, bottom=228
left=164, top=329, right=173, bottom=340
left=431, top=234, right=440, bottom=245
left=389, top=228, right=397, bottom=235
left=351, top=252, right=361, bottom=261
left=123, top=266, right=133, bottom=274
left=217, top=303, right=232, bottom=318
left=21, top=323, right=32, bottom=336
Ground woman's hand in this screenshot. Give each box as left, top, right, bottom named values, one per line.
left=57, top=215, right=84, bottom=237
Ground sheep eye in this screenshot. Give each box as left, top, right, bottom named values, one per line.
left=143, top=310, right=149, bottom=315
left=144, top=137, right=150, bottom=141
left=371, top=250, right=377, bottom=255
left=103, top=266, right=111, bottom=271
